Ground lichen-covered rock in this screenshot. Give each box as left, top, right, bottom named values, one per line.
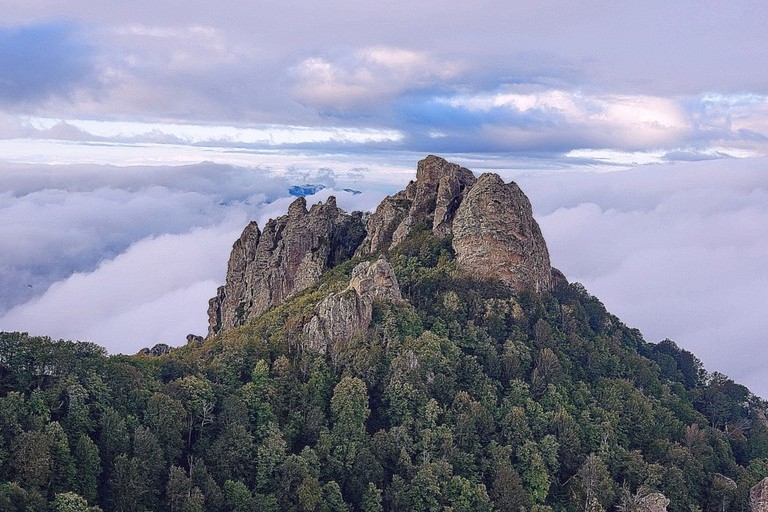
left=751, top=477, right=768, bottom=511
left=551, top=267, right=570, bottom=293
left=357, top=155, right=476, bottom=255
left=207, top=196, right=366, bottom=336
left=207, top=220, right=261, bottom=336
left=186, top=334, right=204, bottom=345
left=136, top=343, right=172, bottom=357
left=637, top=492, right=670, bottom=512
left=357, top=155, right=550, bottom=293
left=452, top=172, right=552, bottom=293
left=303, top=257, right=402, bottom=354
left=347, top=255, right=403, bottom=301
left=356, top=192, right=411, bottom=256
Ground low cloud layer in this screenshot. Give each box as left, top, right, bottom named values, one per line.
left=0, top=162, right=292, bottom=310
left=1, top=157, right=766, bottom=400
left=513, top=157, right=768, bottom=397
left=0, top=159, right=388, bottom=353
left=0, top=226, right=238, bottom=349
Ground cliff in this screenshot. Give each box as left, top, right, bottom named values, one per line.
left=208, top=155, right=552, bottom=336
left=207, top=196, right=366, bottom=336
left=358, top=155, right=551, bottom=292
left=452, top=172, right=552, bottom=293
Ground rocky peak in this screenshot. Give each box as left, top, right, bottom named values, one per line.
left=637, top=493, right=670, bottom=512
left=207, top=196, right=366, bottom=336
left=303, top=256, right=402, bottom=354
left=356, top=155, right=476, bottom=255
left=287, top=196, right=308, bottom=217
left=208, top=156, right=554, bottom=337
left=136, top=343, right=173, bottom=357
left=358, top=155, right=551, bottom=292
left=348, top=255, right=403, bottom=300
left=752, top=477, right=768, bottom=511
left=400, top=155, right=477, bottom=239
left=452, top=172, right=552, bottom=293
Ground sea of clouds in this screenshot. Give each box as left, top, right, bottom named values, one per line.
left=0, top=157, right=766, bottom=398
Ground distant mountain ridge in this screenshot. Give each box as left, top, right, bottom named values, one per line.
left=288, top=184, right=362, bottom=197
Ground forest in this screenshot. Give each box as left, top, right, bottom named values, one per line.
left=1, top=229, right=767, bottom=511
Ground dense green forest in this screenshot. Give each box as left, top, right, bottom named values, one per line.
left=2, top=230, right=767, bottom=511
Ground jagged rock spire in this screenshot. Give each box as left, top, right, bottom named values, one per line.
left=207, top=196, right=366, bottom=336
left=208, top=156, right=554, bottom=337
left=358, top=155, right=552, bottom=292
left=452, top=172, right=552, bottom=293
left=356, top=155, right=477, bottom=255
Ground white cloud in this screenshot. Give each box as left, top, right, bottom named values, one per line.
left=0, top=224, right=241, bottom=353
left=441, top=89, right=692, bottom=149
left=290, top=46, right=464, bottom=110
left=27, top=117, right=403, bottom=146
left=0, top=161, right=291, bottom=312
left=512, top=157, right=768, bottom=397
left=0, top=158, right=393, bottom=354
left=696, top=93, right=768, bottom=143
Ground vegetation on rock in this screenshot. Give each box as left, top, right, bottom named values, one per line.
left=1, top=157, right=766, bottom=511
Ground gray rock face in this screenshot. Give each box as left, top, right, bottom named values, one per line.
left=358, top=155, right=551, bottom=293
left=303, top=257, right=402, bottom=354
left=452, top=172, right=552, bottom=293
left=207, top=196, right=366, bottom=336
left=137, top=343, right=172, bottom=357
left=637, top=492, right=670, bottom=512
left=208, top=156, right=553, bottom=336
left=357, top=155, right=476, bottom=255
left=751, top=477, right=768, bottom=512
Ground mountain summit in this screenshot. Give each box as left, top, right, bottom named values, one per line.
left=3, top=156, right=768, bottom=511
left=208, top=155, right=552, bottom=336
left=207, top=195, right=366, bottom=335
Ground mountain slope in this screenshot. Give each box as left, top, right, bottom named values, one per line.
left=1, top=156, right=767, bottom=512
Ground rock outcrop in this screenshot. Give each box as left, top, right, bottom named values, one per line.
left=208, top=155, right=553, bottom=336
left=751, top=477, right=768, bottom=512
left=303, top=257, right=402, bottom=354
left=137, top=343, right=172, bottom=357
left=356, top=155, right=477, bottom=255
left=207, top=196, right=366, bottom=336
left=637, top=492, right=670, bottom=512
left=359, top=155, right=551, bottom=292
left=452, top=172, right=552, bottom=293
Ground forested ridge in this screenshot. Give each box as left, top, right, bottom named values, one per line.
left=1, top=227, right=767, bottom=512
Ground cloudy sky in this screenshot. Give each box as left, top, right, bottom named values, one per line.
left=0, top=1, right=766, bottom=396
